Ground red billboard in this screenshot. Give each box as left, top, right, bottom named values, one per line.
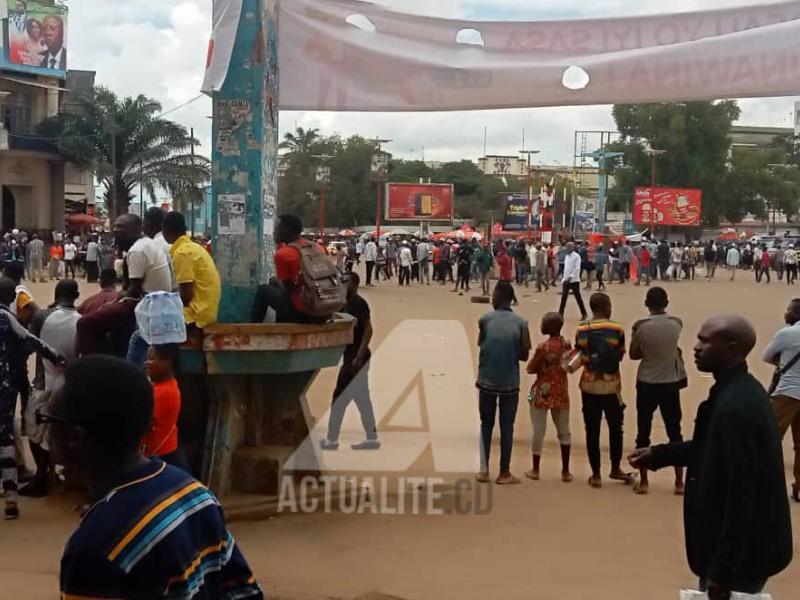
left=634, top=187, right=702, bottom=227
left=386, top=183, right=454, bottom=221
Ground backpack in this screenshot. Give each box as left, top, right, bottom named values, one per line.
left=586, top=329, right=621, bottom=375
left=289, top=241, right=346, bottom=318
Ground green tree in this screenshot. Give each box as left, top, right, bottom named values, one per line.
left=608, top=101, right=740, bottom=226
left=39, top=87, right=210, bottom=220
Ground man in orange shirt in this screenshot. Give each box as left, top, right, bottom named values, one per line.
left=251, top=214, right=326, bottom=324
left=48, top=242, right=64, bottom=281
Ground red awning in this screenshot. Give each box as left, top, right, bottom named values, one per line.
left=65, top=213, right=102, bottom=226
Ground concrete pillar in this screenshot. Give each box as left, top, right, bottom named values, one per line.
left=49, top=160, right=65, bottom=231
left=210, top=0, right=279, bottom=323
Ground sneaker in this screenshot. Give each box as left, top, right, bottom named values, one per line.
left=4, top=501, right=19, bottom=520
left=320, top=439, right=339, bottom=451
left=351, top=440, right=381, bottom=450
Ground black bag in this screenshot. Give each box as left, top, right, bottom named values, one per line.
left=587, top=330, right=621, bottom=375
left=768, top=348, right=800, bottom=396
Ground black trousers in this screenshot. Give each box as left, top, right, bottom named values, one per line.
left=558, top=281, right=587, bottom=317
left=399, top=265, right=411, bottom=286
left=635, top=382, right=683, bottom=449
left=250, top=284, right=326, bottom=324
left=581, top=393, right=624, bottom=475
left=86, top=261, right=99, bottom=283
left=479, top=390, right=519, bottom=473
left=365, top=261, right=375, bottom=285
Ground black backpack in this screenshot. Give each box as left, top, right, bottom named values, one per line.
left=587, top=329, right=621, bottom=375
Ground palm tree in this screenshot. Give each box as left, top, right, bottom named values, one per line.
left=40, top=87, right=210, bottom=220
left=279, top=127, right=321, bottom=157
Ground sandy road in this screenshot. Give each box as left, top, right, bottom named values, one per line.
left=1, top=269, right=798, bottom=599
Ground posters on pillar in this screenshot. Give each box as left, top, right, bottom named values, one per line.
left=262, top=193, right=276, bottom=237
left=204, top=0, right=800, bottom=111
left=3, top=0, right=68, bottom=78
left=218, top=194, right=246, bottom=235
left=215, top=100, right=252, bottom=156
left=502, top=193, right=540, bottom=232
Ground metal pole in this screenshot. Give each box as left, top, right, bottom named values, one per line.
left=139, top=162, right=143, bottom=219
left=376, top=179, right=382, bottom=238
left=527, top=153, right=532, bottom=240
left=110, top=128, right=117, bottom=220
left=319, top=187, right=325, bottom=240
left=190, top=126, right=195, bottom=237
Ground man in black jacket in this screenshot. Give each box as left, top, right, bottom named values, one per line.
left=630, top=315, right=792, bottom=599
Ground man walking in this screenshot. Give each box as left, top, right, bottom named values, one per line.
left=618, top=241, right=632, bottom=283
left=26, top=234, right=44, bottom=283
left=474, top=241, right=494, bottom=297
left=575, top=293, right=630, bottom=488
left=727, top=244, right=741, bottom=281
left=364, top=237, right=378, bottom=286
left=784, top=244, right=798, bottom=285
left=533, top=242, right=549, bottom=293
left=763, top=297, right=800, bottom=503
left=558, top=242, right=587, bottom=320
left=321, top=274, right=380, bottom=451
left=630, top=287, right=686, bottom=495
left=416, top=238, right=430, bottom=285
left=84, top=235, right=100, bottom=283
left=476, top=281, right=531, bottom=485
left=704, top=242, right=716, bottom=280
left=631, top=315, right=792, bottom=599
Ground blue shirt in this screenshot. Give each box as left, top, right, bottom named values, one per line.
left=477, top=308, right=528, bottom=392
left=60, top=460, right=262, bottom=599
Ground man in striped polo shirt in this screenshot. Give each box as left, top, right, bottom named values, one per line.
left=574, top=293, right=632, bottom=488
left=43, top=355, right=263, bottom=599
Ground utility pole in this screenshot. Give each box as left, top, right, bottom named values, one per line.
left=584, top=149, right=624, bottom=234
left=190, top=126, right=195, bottom=237
left=110, top=126, right=117, bottom=221
left=644, top=147, right=666, bottom=237
left=520, top=149, right=540, bottom=240
left=312, top=154, right=333, bottom=240
left=372, top=138, right=392, bottom=238
left=139, top=162, right=143, bottom=219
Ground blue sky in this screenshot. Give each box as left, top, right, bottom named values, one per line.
left=66, top=0, right=798, bottom=169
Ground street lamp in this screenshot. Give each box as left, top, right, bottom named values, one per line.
left=372, top=138, right=392, bottom=238
left=312, top=154, right=333, bottom=240
left=520, top=149, right=540, bottom=240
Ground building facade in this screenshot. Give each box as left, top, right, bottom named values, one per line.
left=0, top=3, right=93, bottom=234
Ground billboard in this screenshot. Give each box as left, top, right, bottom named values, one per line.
left=573, top=211, right=596, bottom=234
left=4, top=0, right=68, bottom=78
left=634, top=187, right=702, bottom=227
left=385, top=183, right=454, bottom=221
left=502, top=193, right=539, bottom=232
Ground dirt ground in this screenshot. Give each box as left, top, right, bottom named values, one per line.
left=1, top=267, right=799, bottom=599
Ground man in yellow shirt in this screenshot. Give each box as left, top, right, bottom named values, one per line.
left=162, top=212, right=221, bottom=330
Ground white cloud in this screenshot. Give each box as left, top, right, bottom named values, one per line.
left=66, top=0, right=798, bottom=170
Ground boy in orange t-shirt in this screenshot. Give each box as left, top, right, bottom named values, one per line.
left=143, top=345, right=189, bottom=472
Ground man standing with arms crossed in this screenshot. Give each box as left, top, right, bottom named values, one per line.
left=558, top=242, right=587, bottom=320
left=631, top=316, right=792, bottom=598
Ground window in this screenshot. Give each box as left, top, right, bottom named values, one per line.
left=4, top=92, right=32, bottom=134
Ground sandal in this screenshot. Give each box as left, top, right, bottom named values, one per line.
left=561, top=472, right=574, bottom=483
left=588, top=475, right=602, bottom=488
left=609, top=471, right=635, bottom=485
left=4, top=501, right=19, bottom=520
left=633, top=481, right=649, bottom=495
left=524, top=470, right=540, bottom=481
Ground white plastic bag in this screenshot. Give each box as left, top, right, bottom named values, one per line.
left=135, top=292, right=187, bottom=345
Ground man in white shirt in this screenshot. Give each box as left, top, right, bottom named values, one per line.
left=85, top=236, right=100, bottom=283
left=113, top=214, right=172, bottom=300
left=21, top=279, right=81, bottom=497
left=727, top=245, right=741, bottom=281
left=63, top=240, right=77, bottom=279
left=784, top=245, right=798, bottom=285
left=416, top=240, right=431, bottom=285
left=763, top=298, right=800, bottom=502
left=398, top=242, right=413, bottom=286
left=364, top=237, right=378, bottom=286
left=558, top=242, right=587, bottom=319
left=143, top=207, right=175, bottom=290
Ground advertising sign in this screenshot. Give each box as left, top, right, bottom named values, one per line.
left=502, top=193, right=540, bottom=232
left=634, top=187, right=702, bottom=227
left=4, top=0, right=68, bottom=78
left=385, top=183, right=454, bottom=222
left=574, top=211, right=596, bottom=234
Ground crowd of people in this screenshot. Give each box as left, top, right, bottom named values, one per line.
left=0, top=210, right=265, bottom=597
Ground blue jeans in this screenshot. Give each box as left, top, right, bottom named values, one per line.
left=127, top=330, right=149, bottom=367
left=479, top=390, right=519, bottom=473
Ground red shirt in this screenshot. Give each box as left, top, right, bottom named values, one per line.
left=142, top=379, right=181, bottom=457
left=762, top=251, right=771, bottom=267
left=78, top=288, right=120, bottom=316
left=274, top=240, right=309, bottom=311
left=50, top=246, right=64, bottom=260
left=527, top=336, right=571, bottom=410
left=640, top=248, right=651, bottom=268
left=497, top=252, right=512, bottom=281
left=432, top=246, right=441, bottom=265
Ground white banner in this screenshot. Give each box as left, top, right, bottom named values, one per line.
left=203, top=0, right=800, bottom=111
left=203, top=0, right=244, bottom=93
